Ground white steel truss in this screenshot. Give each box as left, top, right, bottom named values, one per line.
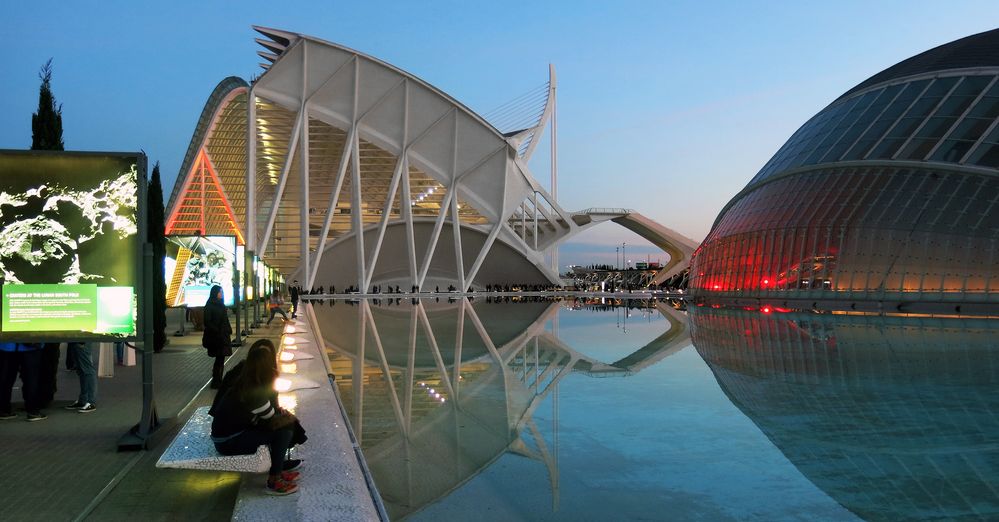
left=239, top=27, right=693, bottom=291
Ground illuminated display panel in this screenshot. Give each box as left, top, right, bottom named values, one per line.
left=0, top=150, right=143, bottom=341
left=164, top=235, right=237, bottom=307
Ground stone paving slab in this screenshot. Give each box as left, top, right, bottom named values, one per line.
left=0, top=308, right=271, bottom=522
left=2, top=304, right=382, bottom=522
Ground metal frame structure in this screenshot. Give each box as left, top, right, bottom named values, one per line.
left=168, top=28, right=697, bottom=291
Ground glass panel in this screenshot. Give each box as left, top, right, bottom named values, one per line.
left=968, top=143, right=999, bottom=167
left=843, top=80, right=931, bottom=160
left=967, top=96, right=999, bottom=119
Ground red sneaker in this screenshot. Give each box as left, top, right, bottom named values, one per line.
left=265, top=477, right=298, bottom=496
left=280, top=470, right=300, bottom=482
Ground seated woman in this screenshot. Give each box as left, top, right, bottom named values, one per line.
left=210, top=339, right=302, bottom=495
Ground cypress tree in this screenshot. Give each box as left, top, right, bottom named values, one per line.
left=148, top=163, right=167, bottom=352
left=31, top=58, right=64, bottom=151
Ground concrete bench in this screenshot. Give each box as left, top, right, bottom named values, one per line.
left=156, top=406, right=270, bottom=473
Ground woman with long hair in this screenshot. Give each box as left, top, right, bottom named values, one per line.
left=202, top=284, right=232, bottom=388
left=211, top=339, right=300, bottom=495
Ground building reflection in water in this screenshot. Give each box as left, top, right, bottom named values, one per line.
left=311, top=298, right=688, bottom=519
left=689, top=306, right=999, bottom=521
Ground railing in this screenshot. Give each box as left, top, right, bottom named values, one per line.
left=577, top=207, right=634, bottom=215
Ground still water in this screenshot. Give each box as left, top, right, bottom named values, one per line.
left=313, top=297, right=999, bottom=521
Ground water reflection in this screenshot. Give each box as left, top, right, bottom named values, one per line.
left=312, top=298, right=688, bottom=519
left=689, top=307, right=999, bottom=521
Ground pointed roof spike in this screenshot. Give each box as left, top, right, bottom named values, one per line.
left=252, top=25, right=300, bottom=48
left=257, top=50, right=280, bottom=63
left=255, top=38, right=286, bottom=55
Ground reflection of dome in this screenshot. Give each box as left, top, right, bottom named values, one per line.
left=689, top=307, right=999, bottom=521
left=690, top=28, right=999, bottom=304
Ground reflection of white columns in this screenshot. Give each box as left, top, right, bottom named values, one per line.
left=452, top=299, right=465, bottom=400
left=353, top=299, right=366, bottom=442
left=415, top=304, right=455, bottom=398
left=404, top=305, right=417, bottom=432
left=363, top=300, right=407, bottom=436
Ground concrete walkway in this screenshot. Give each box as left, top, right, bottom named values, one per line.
left=0, top=307, right=285, bottom=522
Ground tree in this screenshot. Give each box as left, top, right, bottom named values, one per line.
left=31, top=59, right=64, bottom=151
left=148, top=162, right=167, bottom=352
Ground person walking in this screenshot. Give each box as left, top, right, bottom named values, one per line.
left=0, top=342, right=47, bottom=421
left=63, top=342, right=97, bottom=413
left=211, top=339, right=302, bottom=495
left=203, top=285, right=233, bottom=389
left=289, top=281, right=301, bottom=319
left=266, top=293, right=289, bottom=325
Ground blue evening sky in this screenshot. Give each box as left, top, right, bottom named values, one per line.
left=3, top=1, right=998, bottom=268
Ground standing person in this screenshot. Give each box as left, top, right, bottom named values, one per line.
left=39, top=342, right=61, bottom=407
left=63, top=342, right=97, bottom=412
left=202, top=285, right=233, bottom=389
left=289, top=280, right=301, bottom=319
left=0, top=342, right=46, bottom=421
left=211, top=339, right=302, bottom=495
left=266, top=293, right=289, bottom=325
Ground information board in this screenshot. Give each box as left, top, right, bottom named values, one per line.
left=164, top=235, right=237, bottom=307
left=0, top=150, right=143, bottom=341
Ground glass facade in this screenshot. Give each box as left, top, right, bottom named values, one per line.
left=749, top=73, right=999, bottom=186
left=691, top=64, right=999, bottom=302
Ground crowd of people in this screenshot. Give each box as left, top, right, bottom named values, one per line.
left=290, top=282, right=569, bottom=295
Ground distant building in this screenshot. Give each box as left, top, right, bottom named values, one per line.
left=690, top=28, right=999, bottom=305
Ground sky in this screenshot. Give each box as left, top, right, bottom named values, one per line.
left=3, top=1, right=999, bottom=269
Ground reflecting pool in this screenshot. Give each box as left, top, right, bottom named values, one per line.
left=313, top=298, right=999, bottom=521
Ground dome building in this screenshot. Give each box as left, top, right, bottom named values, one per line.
left=689, top=28, right=999, bottom=307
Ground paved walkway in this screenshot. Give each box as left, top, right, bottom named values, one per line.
left=0, top=307, right=286, bottom=522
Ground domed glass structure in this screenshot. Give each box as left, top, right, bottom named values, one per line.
left=690, top=28, right=999, bottom=305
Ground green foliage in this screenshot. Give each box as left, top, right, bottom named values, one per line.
left=31, top=59, right=64, bottom=151
left=148, top=163, right=167, bottom=352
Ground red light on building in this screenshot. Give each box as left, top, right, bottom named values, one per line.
left=761, top=306, right=772, bottom=314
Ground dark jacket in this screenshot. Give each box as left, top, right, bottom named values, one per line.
left=202, top=285, right=232, bottom=357
left=210, top=384, right=276, bottom=441
left=208, top=361, right=307, bottom=446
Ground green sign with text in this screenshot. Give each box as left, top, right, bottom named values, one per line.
left=1, top=284, right=134, bottom=334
